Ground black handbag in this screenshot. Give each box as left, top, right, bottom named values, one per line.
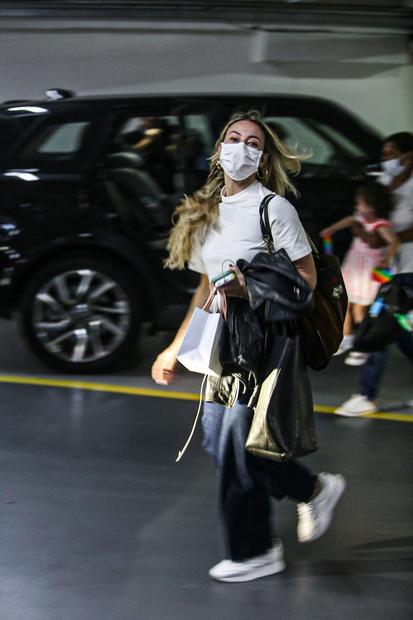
left=246, top=331, right=317, bottom=461
left=353, top=276, right=412, bottom=352
left=259, top=195, right=348, bottom=370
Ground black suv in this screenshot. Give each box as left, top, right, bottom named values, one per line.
left=0, top=92, right=380, bottom=373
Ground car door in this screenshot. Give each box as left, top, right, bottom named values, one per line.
left=0, top=112, right=104, bottom=255
left=94, top=101, right=200, bottom=322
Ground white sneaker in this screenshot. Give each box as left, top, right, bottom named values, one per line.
left=333, top=335, right=354, bottom=356
left=344, top=351, right=369, bottom=366
left=208, top=540, right=286, bottom=583
left=335, top=394, right=377, bottom=416
left=297, top=473, right=346, bottom=543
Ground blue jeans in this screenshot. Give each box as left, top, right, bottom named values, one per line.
left=360, top=273, right=413, bottom=401
left=202, top=400, right=317, bottom=562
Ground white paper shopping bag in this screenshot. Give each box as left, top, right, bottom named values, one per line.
left=177, top=307, right=224, bottom=377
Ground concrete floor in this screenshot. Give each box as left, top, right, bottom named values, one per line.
left=0, top=319, right=412, bottom=620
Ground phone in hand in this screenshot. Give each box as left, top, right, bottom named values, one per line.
left=211, top=269, right=237, bottom=288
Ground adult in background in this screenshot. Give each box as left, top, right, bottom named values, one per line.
left=336, top=132, right=413, bottom=416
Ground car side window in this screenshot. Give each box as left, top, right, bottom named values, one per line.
left=181, top=114, right=214, bottom=194
left=110, top=114, right=180, bottom=195
left=17, top=120, right=92, bottom=161
left=264, top=116, right=332, bottom=166
left=263, top=116, right=368, bottom=175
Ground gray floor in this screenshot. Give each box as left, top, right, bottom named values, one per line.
left=0, top=319, right=412, bottom=620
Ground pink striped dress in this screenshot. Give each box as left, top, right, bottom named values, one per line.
left=341, top=216, right=392, bottom=305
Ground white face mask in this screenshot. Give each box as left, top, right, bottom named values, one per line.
left=219, top=142, right=263, bottom=181
left=382, top=157, right=404, bottom=177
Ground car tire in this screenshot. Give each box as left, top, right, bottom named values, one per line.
left=20, top=254, right=142, bottom=374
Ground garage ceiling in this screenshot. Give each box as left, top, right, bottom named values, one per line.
left=0, top=1, right=412, bottom=32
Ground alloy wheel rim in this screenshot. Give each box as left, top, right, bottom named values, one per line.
left=32, top=269, right=131, bottom=364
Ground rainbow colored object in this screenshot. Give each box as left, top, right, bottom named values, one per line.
left=322, top=235, right=333, bottom=255
left=371, top=267, right=393, bottom=284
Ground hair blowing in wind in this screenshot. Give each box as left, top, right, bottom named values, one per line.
left=165, top=110, right=309, bottom=270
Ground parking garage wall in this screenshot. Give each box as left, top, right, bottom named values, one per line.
left=0, top=19, right=412, bottom=135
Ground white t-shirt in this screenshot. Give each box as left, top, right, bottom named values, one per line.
left=381, top=173, right=413, bottom=273
left=188, top=180, right=311, bottom=281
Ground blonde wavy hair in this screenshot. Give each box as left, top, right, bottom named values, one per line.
left=166, top=110, right=309, bottom=269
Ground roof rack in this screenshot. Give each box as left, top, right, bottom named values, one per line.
left=45, top=89, right=76, bottom=100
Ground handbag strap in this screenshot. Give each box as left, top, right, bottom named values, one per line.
left=176, top=373, right=208, bottom=462
left=202, top=287, right=217, bottom=312
left=259, top=194, right=276, bottom=254
left=202, top=285, right=228, bottom=320
left=305, top=233, right=319, bottom=256
left=259, top=194, right=319, bottom=258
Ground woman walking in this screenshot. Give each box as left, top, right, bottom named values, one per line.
left=151, top=111, right=345, bottom=582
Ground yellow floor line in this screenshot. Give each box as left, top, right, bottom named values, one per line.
left=0, top=375, right=199, bottom=401
left=0, top=374, right=412, bottom=423
left=314, top=404, right=413, bottom=423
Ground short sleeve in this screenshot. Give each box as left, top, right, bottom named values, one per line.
left=370, top=219, right=392, bottom=231
left=268, top=196, right=311, bottom=262
left=188, top=238, right=207, bottom=274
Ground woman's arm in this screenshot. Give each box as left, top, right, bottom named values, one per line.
left=375, top=226, right=400, bottom=265
left=151, top=274, right=210, bottom=385
left=319, top=215, right=356, bottom=237
left=293, top=253, right=317, bottom=290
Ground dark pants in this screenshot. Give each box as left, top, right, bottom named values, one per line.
left=202, top=400, right=317, bottom=562
left=360, top=273, right=413, bottom=401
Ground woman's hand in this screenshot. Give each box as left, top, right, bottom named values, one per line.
left=215, top=265, right=248, bottom=298
left=216, top=278, right=248, bottom=298
left=151, top=346, right=179, bottom=385
left=375, top=257, right=390, bottom=269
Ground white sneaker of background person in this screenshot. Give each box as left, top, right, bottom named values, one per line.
left=335, top=394, right=378, bottom=417
left=297, top=473, right=346, bottom=543
left=344, top=351, right=369, bottom=366
left=333, top=334, right=354, bottom=356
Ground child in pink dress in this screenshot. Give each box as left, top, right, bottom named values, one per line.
left=320, top=183, right=399, bottom=365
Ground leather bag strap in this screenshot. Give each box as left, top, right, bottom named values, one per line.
left=260, top=194, right=319, bottom=258
left=259, top=194, right=276, bottom=254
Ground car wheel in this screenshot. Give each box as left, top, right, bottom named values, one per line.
left=20, top=255, right=142, bottom=373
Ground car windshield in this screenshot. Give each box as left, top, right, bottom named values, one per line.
left=0, top=114, right=37, bottom=161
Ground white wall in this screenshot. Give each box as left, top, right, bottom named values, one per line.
left=0, top=18, right=411, bottom=135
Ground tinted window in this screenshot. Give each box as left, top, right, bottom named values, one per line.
left=182, top=114, right=213, bottom=193
left=18, top=120, right=92, bottom=162
left=104, top=113, right=184, bottom=233
left=0, top=114, right=37, bottom=161
left=264, top=116, right=331, bottom=165
left=263, top=115, right=368, bottom=174
left=109, top=114, right=181, bottom=195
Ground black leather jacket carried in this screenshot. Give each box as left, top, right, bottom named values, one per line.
left=206, top=249, right=314, bottom=408
left=240, top=248, right=313, bottom=321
